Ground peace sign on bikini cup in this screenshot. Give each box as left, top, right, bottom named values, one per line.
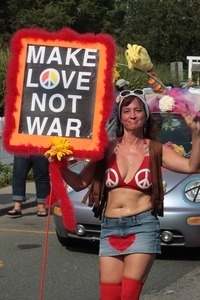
left=105, top=168, right=152, bottom=189
left=135, top=168, right=152, bottom=189
left=105, top=168, right=119, bottom=188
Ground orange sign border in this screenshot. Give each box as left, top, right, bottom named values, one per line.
left=3, top=28, right=116, bottom=160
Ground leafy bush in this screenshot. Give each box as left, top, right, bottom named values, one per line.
left=0, top=162, right=34, bottom=188
left=0, top=163, right=13, bottom=188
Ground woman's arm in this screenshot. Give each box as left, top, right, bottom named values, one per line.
left=162, top=104, right=200, bottom=173
left=60, top=160, right=97, bottom=192
left=184, top=110, right=200, bottom=172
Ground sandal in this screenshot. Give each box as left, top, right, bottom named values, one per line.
left=37, top=210, right=47, bottom=217
left=7, top=209, right=22, bottom=216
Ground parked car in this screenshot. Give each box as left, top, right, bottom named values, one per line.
left=53, top=113, right=200, bottom=247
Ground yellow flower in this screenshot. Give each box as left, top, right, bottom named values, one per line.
left=172, top=144, right=186, bottom=156
left=162, top=180, right=167, bottom=193
left=45, top=137, right=73, bottom=161
left=113, top=61, right=120, bottom=82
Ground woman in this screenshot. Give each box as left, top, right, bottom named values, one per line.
left=59, top=89, right=200, bottom=300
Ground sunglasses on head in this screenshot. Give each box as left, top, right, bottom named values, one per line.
left=119, top=89, right=145, bottom=98
left=118, top=89, right=149, bottom=120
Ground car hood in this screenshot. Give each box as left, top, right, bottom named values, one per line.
left=162, top=167, right=190, bottom=193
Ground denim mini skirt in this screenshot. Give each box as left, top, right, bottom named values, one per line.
left=99, top=210, right=161, bottom=256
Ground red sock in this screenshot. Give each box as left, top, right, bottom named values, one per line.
left=121, top=277, right=143, bottom=300
left=100, top=283, right=121, bottom=300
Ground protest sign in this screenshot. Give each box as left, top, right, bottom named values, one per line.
left=3, top=28, right=116, bottom=159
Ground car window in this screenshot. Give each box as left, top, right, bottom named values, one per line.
left=153, top=113, right=192, bottom=154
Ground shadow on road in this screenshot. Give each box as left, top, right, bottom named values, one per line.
left=157, top=246, right=200, bottom=261
left=64, top=239, right=99, bottom=255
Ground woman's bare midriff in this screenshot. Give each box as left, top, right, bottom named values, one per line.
left=105, top=187, right=152, bottom=218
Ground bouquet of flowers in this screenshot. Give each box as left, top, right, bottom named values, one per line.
left=159, top=95, right=175, bottom=112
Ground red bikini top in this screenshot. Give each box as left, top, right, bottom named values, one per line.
left=105, top=139, right=152, bottom=192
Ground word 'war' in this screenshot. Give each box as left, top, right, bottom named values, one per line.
left=25, top=116, right=82, bottom=137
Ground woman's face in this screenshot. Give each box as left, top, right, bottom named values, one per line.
left=120, top=97, right=146, bottom=131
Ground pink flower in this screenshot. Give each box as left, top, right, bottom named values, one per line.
left=165, top=141, right=173, bottom=148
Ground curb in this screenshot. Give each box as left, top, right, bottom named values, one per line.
left=0, top=198, right=37, bottom=217
left=0, top=181, right=37, bottom=217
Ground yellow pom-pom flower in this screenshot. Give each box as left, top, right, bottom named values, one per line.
left=125, top=44, right=153, bottom=71
left=45, top=137, right=73, bottom=161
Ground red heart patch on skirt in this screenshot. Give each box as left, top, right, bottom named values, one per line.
left=108, top=234, right=136, bottom=252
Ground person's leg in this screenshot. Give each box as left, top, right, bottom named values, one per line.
left=8, top=156, right=31, bottom=215
left=121, top=277, right=143, bottom=300
left=100, top=283, right=121, bottom=300
left=121, top=253, right=156, bottom=300
left=31, top=155, right=50, bottom=216
left=99, top=256, right=124, bottom=300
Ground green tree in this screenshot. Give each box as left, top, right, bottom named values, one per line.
left=1, top=0, right=200, bottom=61
left=0, top=0, right=11, bottom=47
left=121, top=0, right=200, bottom=64
left=4, top=0, right=124, bottom=37
left=0, top=0, right=125, bottom=111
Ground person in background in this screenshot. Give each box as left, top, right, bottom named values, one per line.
left=47, top=89, right=200, bottom=299
left=115, top=78, right=129, bottom=92
left=110, top=78, right=129, bottom=122
left=7, top=155, right=50, bottom=217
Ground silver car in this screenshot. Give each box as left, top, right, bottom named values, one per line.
left=53, top=113, right=200, bottom=247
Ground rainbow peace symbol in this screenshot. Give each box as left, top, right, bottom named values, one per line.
left=40, top=68, right=60, bottom=89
